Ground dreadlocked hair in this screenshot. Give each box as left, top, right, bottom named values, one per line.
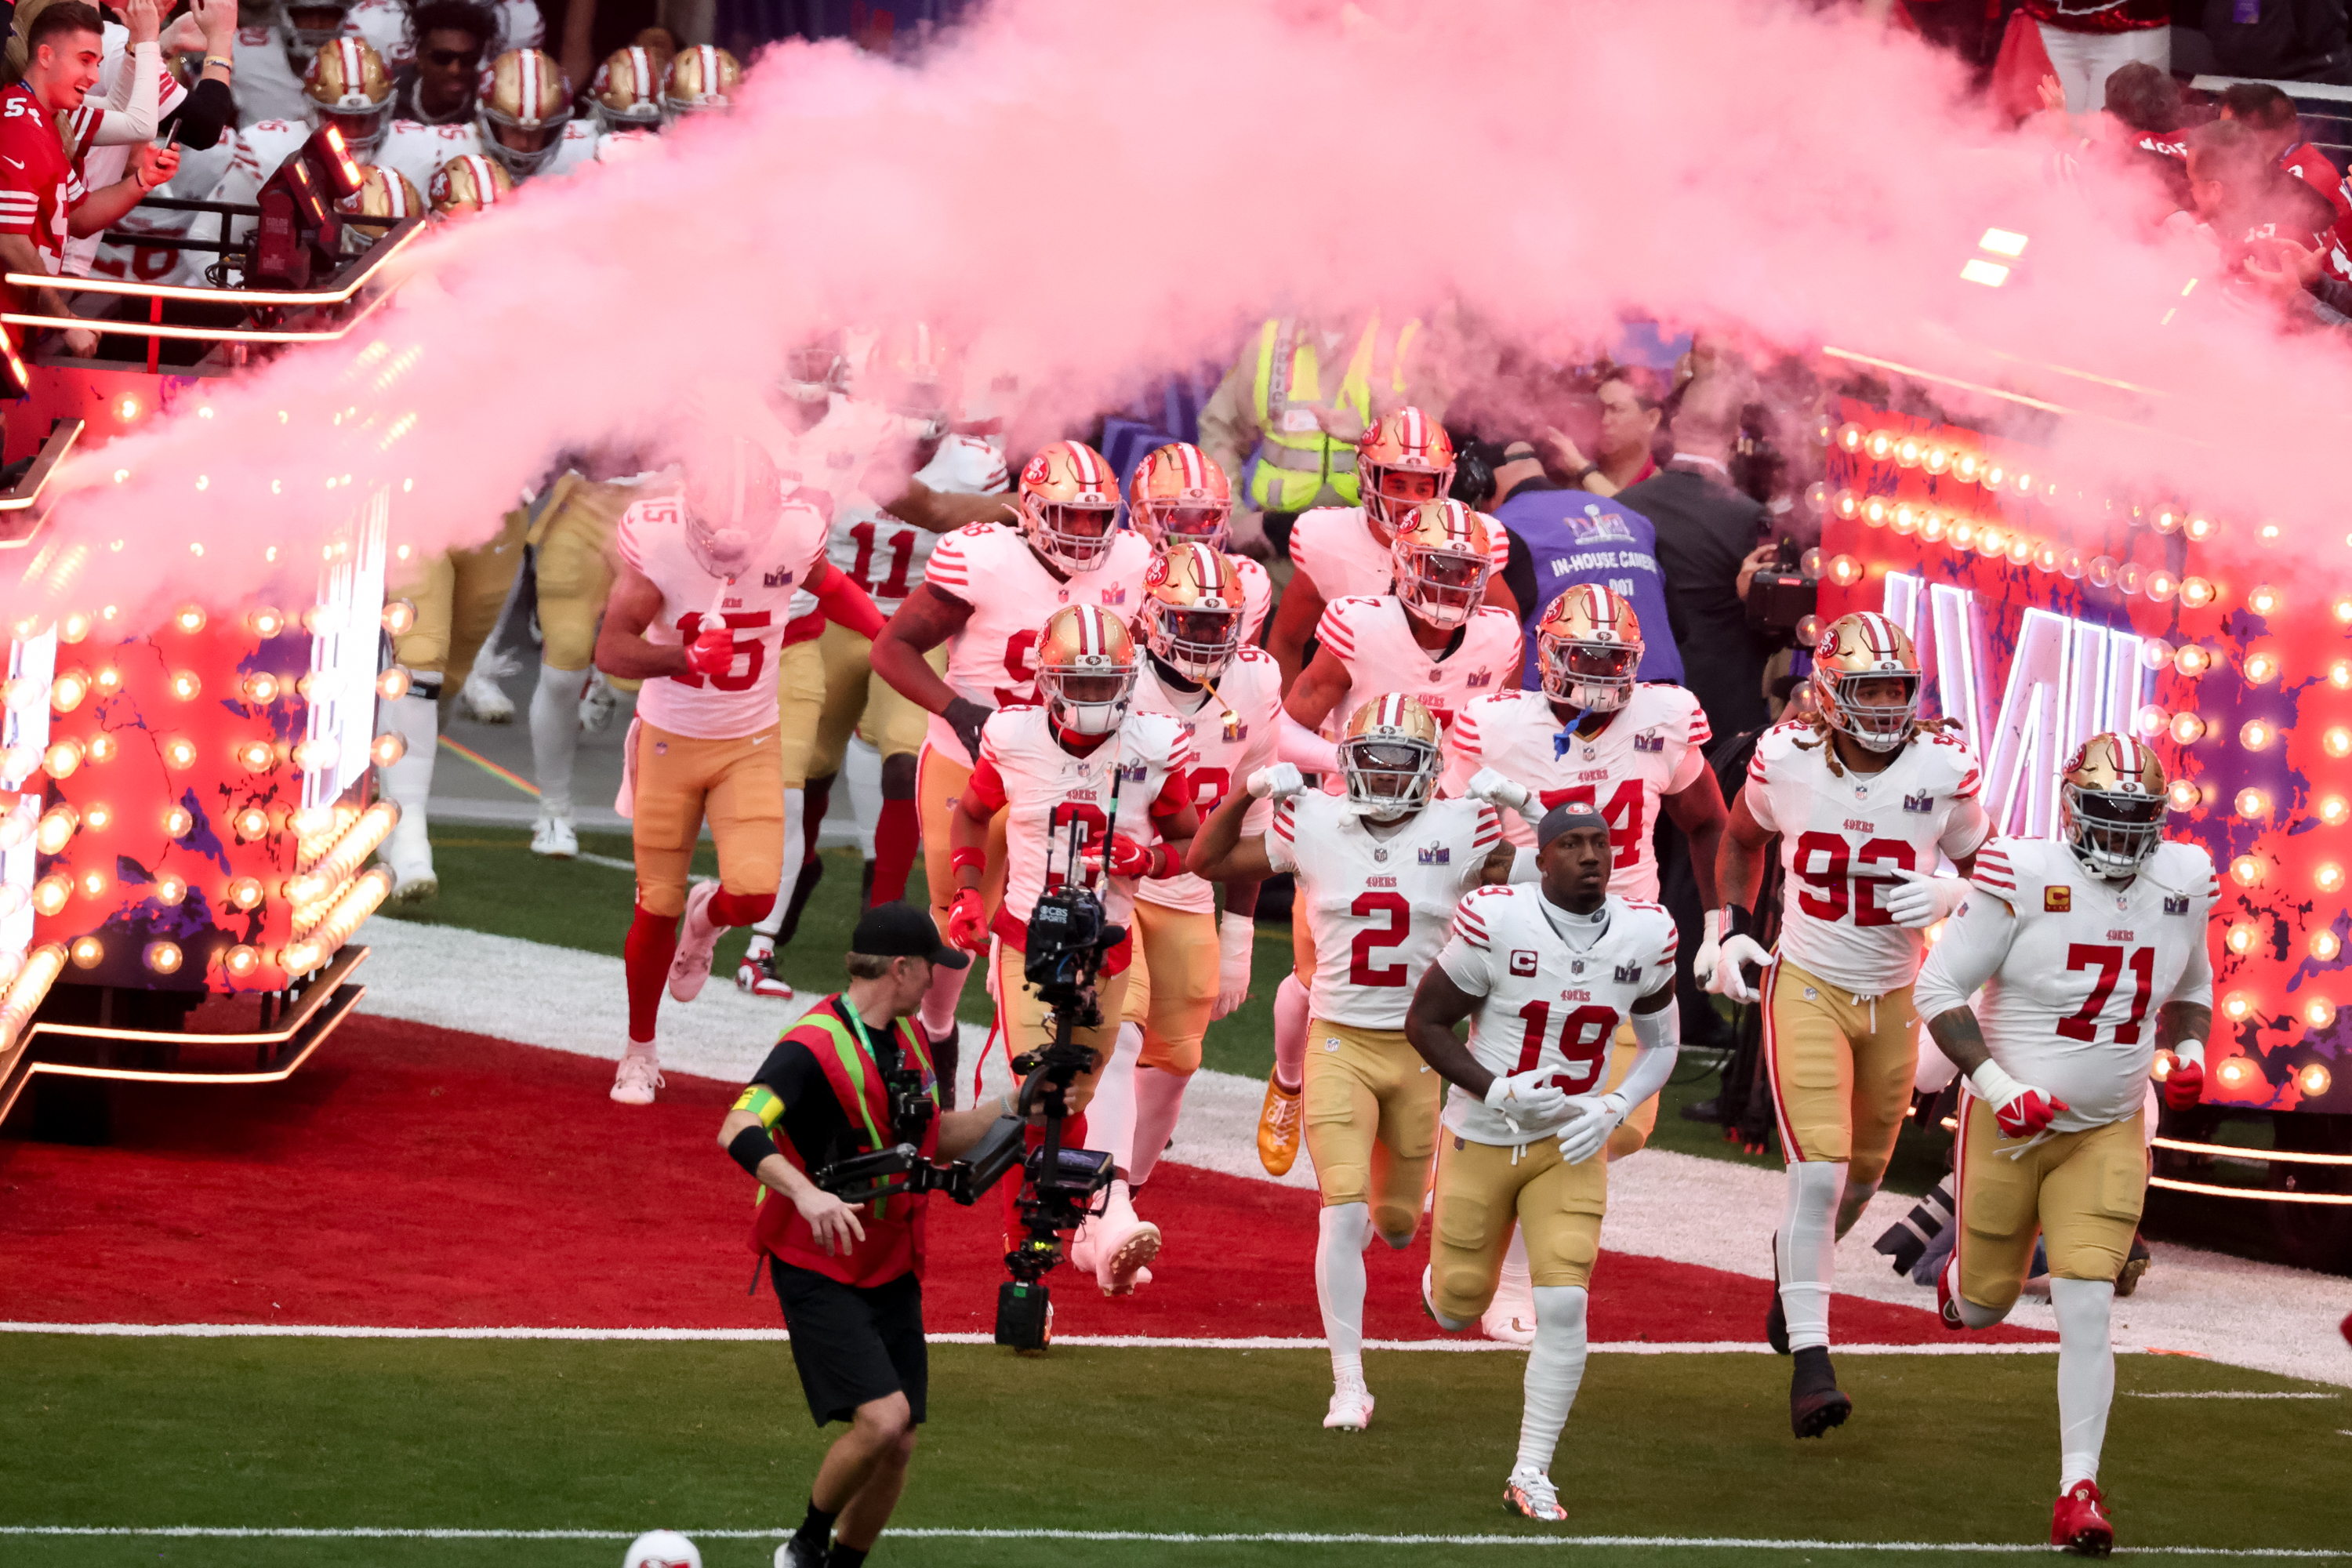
left=1788, top=706, right=1961, bottom=778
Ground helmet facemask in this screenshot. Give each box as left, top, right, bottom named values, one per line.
left=1041, top=661, right=1135, bottom=737
left=1138, top=497, right=1232, bottom=553
left=479, top=108, right=568, bottom=178
left=1143, top=601, right=1241, bottom=683
left=1817, top=670, right=1919, bottom=753
left=782, top=342, right=846, bottom=405
left=286, top=1, right=354, bottom=61
left=1541, top=637, right=1639, bottom=712
left=1394, top=539, right=1488, bottom=629
left=2063, top=784, right=2165, bottom=881
left=681, top=448, right=782, bottom=579
left=1024, top=497, right=1120, bottom=573
left=1341, top=736, right=1437, bottom=822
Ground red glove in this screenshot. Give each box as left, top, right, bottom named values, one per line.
left=1087, top=832, right=1158, bottom=879
left=2163, top=1058, right=2204, bottom=1112
left=946, top=887, right=987, bottom=953
left=1994, top=1087, right=2069, bottom=1140
left=685, top=626, right=735, bottom=677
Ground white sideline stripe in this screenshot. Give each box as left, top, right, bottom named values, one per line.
left=0, top=1322, right=2076, bottom=1354
left=2125, top=1391, right=2340, bottom=1400
left=0, top=1527, right=2343, bottom=1555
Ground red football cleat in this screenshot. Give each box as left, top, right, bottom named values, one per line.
left=2051, top=1479, right=2114, bottom=1558
left=1935, top=1258, right=1966, bottom=1331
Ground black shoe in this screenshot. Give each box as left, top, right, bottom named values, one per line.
left=779, top=1534, right=826, bottom=1568
left=1679, top=1095, right=1722, bottom=1123
left=1765, top=1236, right=1790, bottom=1356
left=860, top=858, right=877, bottom=909
left=1789, top=1346, right=1852, bottom=1439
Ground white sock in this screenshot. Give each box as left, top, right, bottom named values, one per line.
left=382, top=688, right=439, bottom=855
left=755, top=788, right=806, bottom=940
left=2052, top=1277, right=2116, bottom=1491
left=918, top=953, right=970, bottom=1043
left=1127, top=1065, right=1189, bottom=1186
left=1777, top=1160, right=1845, bottom=1353
left=1273, top=972, right=1310, bottom=1092
left=1514, top=1286, right=1590, bottom=1475
left=528, top=663, right=586, bottom=818
left=1495, top=1227, right=1531, bottom=1303
left=844, top=736, right=884, bottom=861
left=1316, top=1202, right=1370, bottom=1379
left=1091, top=1022, right=1144, bottom=1176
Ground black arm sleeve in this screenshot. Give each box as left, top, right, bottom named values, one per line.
left=2313, top=273, right=2352, bottom=321
left=1502, top=529, right=1539, bottom=630
left=161, top=78, right=234, bottom=151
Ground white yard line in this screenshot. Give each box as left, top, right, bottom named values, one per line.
left=348, top=920, right=2352, bottom=1388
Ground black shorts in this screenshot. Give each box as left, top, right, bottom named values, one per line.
left=770, top=1259, right=928, bottom=1429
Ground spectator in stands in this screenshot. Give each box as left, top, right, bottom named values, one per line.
left=1485, top=439, right=1685, bottom=692
left=2177, top=117, right=2336, bottom=260
left=2195, top=0, right=2351, bottom=87
left=2029, top=0, right=2172, bottom=116
left=2219, top=80, right=2350, bottom=220
left=64, top=0, right=239, bottom=281
left=394, top=0, right=497, bottom=124
left=1534, top=370, right=1660, bottom=499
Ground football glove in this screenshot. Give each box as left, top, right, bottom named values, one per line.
left=1247, top=763, right=1305, bottom=800
left=1465, top=767, right=1539, bottom=822
left=1557, top=1091, right=1630, bottom=1164
left=1969, top=1059, right=2069, bottom=1139
left=1885, top=867, right=1969, bottom=930
left=945, top=887, right=989, bottom=953
left=1692, top=909, right=1724, bottom=988
left=1212, top=913, right=1254, bottom=1021
left=1084, top=831, right=1157, bottom=880
left=942, top=697, right=993, bottom=763
left=2163, top=1039, right=2206, bottom=1111
left=1484, top=1069, right=1570, bottom=1125
left=1708, top=935, right=1773, bottom=1002
left=684, top=626, right=736, bottom=677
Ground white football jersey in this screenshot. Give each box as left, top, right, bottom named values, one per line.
left=826, top=434, right=1007, bottom=619
left=1743, top=720, right=1991, bottom=996
left=232, top=26, right=330, bottom=126
left=916, top=524, right=1153, bottom=766
left=63, top=28, right=186, bottom=278
left=1227, top=550, right=1274, bottom=646
left=614, top=492, right=829, bottom=741
left=378, top=118, right=597, bottom=198
left=1131, top=644, right=1282, bottom=916
left=1312, top=596, right=1522, bottom=739
left=750, top=394, right=898, bottom=629
left=1917, top=836, right=2217, bottom=1133
left=1263, top=792, right=1502, bottom=1030
left=1445, top=684, right=1711, bottom=900
left=1436, top=886, right=1679, bottom=1145
left=970, top=702, right=1195, bottom=941
left=348, top=0, right=542, bottom=70
left=1289, top=505, right=1509, bottom=603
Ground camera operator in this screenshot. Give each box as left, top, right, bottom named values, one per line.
left=716, top=903, right=1015, bottom=1568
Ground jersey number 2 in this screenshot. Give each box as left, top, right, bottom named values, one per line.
left=2056, top=944, right=2156, bottom=1044
left=1348, top=892, right=1410, bottom=986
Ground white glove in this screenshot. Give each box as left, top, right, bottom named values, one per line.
left=1708, top=935, right=1773, bottom=1002
left=1557, top=1091, right=1630, bottom=1164
left=1885, top=867, right=1969, bottom=930
left=1212, top=914, right=1254, bottom=1021
left=1247, top=762, right=1305, bottom=800
left=1484, top=1069, right=1570, bottom=1125
left=1692, top=909, right=1724, bottom=988
left=1465, top=767, right=1540, bottom=823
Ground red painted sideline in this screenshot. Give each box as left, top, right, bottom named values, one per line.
left=0, top=1014, right=2050, bottom=1343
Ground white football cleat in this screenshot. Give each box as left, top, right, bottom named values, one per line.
left=455, top=662, right=515, bottom=724
left=1483, top=1285, right=1537, bottom=1347
left=668, top=881, right=722, bottom=1003
left=1504, top=1465, right=1567, bottom=1523
left=530, top=810, right=578, bottom=859
left=382, top=816, right=437, bottom=904
left=580, top=669, right=621, bottom=735
left=736, top=945, right=794, bottom=1000
left=611, top=1052, right=662, bottom=1105
left=1323, top=1380, right=1374, bottom=1431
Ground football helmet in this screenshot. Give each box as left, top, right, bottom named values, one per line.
left=2060, top=731, right=2167, bottom=881
left=1139, top=541, right=1246, bottom=682
left=1810, top=611, right=1920, bottom=753
left=477, top=48, right=572, bottom=179
left=590, top=45, right=667, bottom=130
left=782, top=325, right=848, bottom=405
left=664, top=44, right=739, bottom=116
left=681, top=436, right=786, bottom=578
left=864, top=321, right=956, bottom=444
left=1390, top=499, right=1494, bottom=630
left=1017, top=441, right=1121, bottom=573
left=1339, top=693, right=1442, bottom=822
left=1036, top=603, right=1137, bottom=737
left=1356, top=407, right=1454, bottom=537
left=1535, top=585, right=1642, bottom=712
left=426, top=153, right=514, bottom=216
left=332, top=164, right=423, bottom=253
left=303, top=38, right=393, bottom=157
left=1127, top=443, right=1233, bottom=551
left=285, top=0, right=356, bottom=60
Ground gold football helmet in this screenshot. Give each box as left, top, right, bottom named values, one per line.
left=1390, top=499, right=1494, bottom=630
left=1810, top=611, right=1921, bottom=753
left=1535, top=585, right=1642, bottom=712
left=1017, top=441, right=1121, bottom=574
left=477, top=49, right=572, bottom=179
left=2060, top=732, right=2168, bottom=881
left=1139, top=541, right=1246, bottom=682
left=427, top=153, right=514, bottom=216
left=1036, top=603, right=1138, bottom=737
left=1356, top=407, right=1454, bottom=536
left=782, top=325, right=848, bottom=405
left=681, top=435, right=786, bottom=578
left=590, top=45, right=667, bottom=130
left=864, top=322, right=956, bottom=443
left=303, top=38, right=393, bottom=156
left=1340, top=693, right=1443, bottom=822
left=664, top=44, right=740, bottom=116
left=1127, top=443, right=1233, bottom=551
left=333, top=164, right=423, bottom=253
left=285, top=0, right=356, bottom=59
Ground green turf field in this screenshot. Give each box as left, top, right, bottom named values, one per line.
left=2, top=1334, right=2343, bottom=1566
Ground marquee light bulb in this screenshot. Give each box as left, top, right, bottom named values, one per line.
left=163, top=738, right=197, bottom=769
left=2244, top=652, right=2279, bottom=684
left=235, top=806, right=271, bottom=840
left=237, top=739, right=276, bottom=774
left=2185, top=514, right=2217, bottom=542
left=78, top=868, right=107, bottom=898
left=1984, top=463, right=2006, bottom=488
left=2175, top=645, right=2211, bottom=677
left=144, top=941, right=182, bottom=976
left=2085, top=555, right=2117, bottom=589
left=2235, top=789, right=2268, bottom=820
left=2153, top=506, right=2182, bottom=534
left=82, top=804, right=109, bottom=831
left=382, top=600, right=416, bottom=635
left=1977, top=525, right=2006, bottom=557
left=293, top=738, right=337, bottom=771
left=31, top=875, right=68, bottom=915
left=2328, top=729, right=2352, bottom=760
left=369, top=732, right=407, bottom=768
left=1865, top=429, right=1897, bottom=462
left=49, top=672, right=86, bottom=713
left=2059, top=550, right=2085, bottom=579
left=2135, top=705, right=2170, bottom=740
left=2336, top=660, right=2352, bottom=689
left=247, top=606, right=285, bottom=637
left=1951, top=520, right=1977, bottom=550
left=163, top=805, right=193, bottom=837
left=2166, top=779, right=2201, bottom=811
left=281, top=939, right=324, bottom=975
left=223, top=944, right=261, bottom=980
left=228, top=877, right=265, bottom=911
left=2336, top=596, right=2352, bottom=626
left=1922, top=445, right=1951, bottom=475
left=2324, top=797, right=2350, bottom=826
left=2300, top=1062, right=2333, bottom=1095
left=1800, top=547, right=1824, bottom=578
left=2140, top=638, right=2175, bottom=670
left=2226, top=922, right=2259, bottom=955
left=2171, top=712, right=2206, bottom=744
left=1860, top=496, right=1886, bottom=527
left=242, top=673, right=279, bottom=705
left=58, top=611, right=89, bottom=643
left=1893, top=434, right=1923, bottom=467
left=2320, top=863, right=2346, bottom=895
left=2222, top=993, right=2255, bottom=1022
left=1919, top=514, right=1947, bottom=543
left=2313, top=930, right=2343, bottom=962
left=169, top=670, right=201, bottom=702
left=376, top=668, right=412, bottom=700
left=42, top=739, right=82, bottom=778
left=173, top=604, right=205, bottom=634
left=155, top=874, right=187, bottom=906
left=1953, top=451, right=1982, bottom=483
left=1828, top=554, right=1863, bottom=586
left=1795, top=614, right=1821, bottom=648
left=68, top=936, right=103, bottom=969
left=93, top=666, right=121, bottom=694
left=2005, top=535, right=2034, bottom=565
left=2034, top=543, right=2060, bottom=572
left=2240, top=720, right=2274, bottom=751
left=34, top=806, right=76, bottom=855
left=2248, top=584, right=2281, bottom=615
left=2143, top=569, right=2178, bottom=603
left=2179, top=577, right=2216, bottom=608
left=2116, top=562, right=2144, bottom=595
left=2218, top=1054, right=2253, bottom=1085
left=2230, top=855, right=2262, bottom=886
left=2013, top=470, right=2034, bottom=495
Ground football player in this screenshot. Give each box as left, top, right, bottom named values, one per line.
left=376, top=45, right=595, bottom=196
left=1255, top=499, right=1522, bottom=1187
left=586, top=43, right=667, bottom=132
left=1708, top=611, right=1989, bottom=1436
left=425, top=150, right=510, bottom=214
left=1262, top=408, right=1513, bottom=690
left=1403, top=804, right=1681, bottom=1523
left=1915, top=734, right=2213, bottom=1557
left=196, top=35, right=396, bottom=246
left=1445, top=584, right=1726, bottom=1343
left=1076, top=541, right=1280, bottom=1294
left=519, top=467, right=649, bottom=858
left=944, top=604, right=1199, bottom=1286
left=663, top=42, right=736, bottom=115
left=1124, top=443, right=1272, bottom=644
left=870, top=440, right=1153, bottom=1048
left=229, top=0, right=367, bottom=123
left=593, top=439, right=885, bottom=1105
left=347, top=0, right=537, bottom=78
left=1189, top=695, right=1509, bottom=1430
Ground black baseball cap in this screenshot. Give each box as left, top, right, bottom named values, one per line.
left=851, top=902, right=971, bottom=969
left=1537, top=801, right=1610, bottom=850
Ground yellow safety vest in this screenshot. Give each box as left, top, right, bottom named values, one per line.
left=1246, top=316, right=1418, bottom=513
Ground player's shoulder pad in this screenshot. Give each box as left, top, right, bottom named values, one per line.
left=2143, top=839, right=2218, bottom=899
left=1613, top=895, right=1679, bottom=942
left=1129, top=708, right=1189, bottom=751
left=1966, top=834, right=2044, bottom=908
left=1750, top=718, right=1816, bottom=768
left=1470, top=604, right=1518, bottom=628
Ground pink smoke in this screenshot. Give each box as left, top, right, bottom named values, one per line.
left=16, top=0, right=2350, bottom=627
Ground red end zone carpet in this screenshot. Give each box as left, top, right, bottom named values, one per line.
left=0, top=1014, right=2049, bottom=1343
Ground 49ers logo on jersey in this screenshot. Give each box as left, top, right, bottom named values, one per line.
left=2045, top=887, right=2072, bottom=913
